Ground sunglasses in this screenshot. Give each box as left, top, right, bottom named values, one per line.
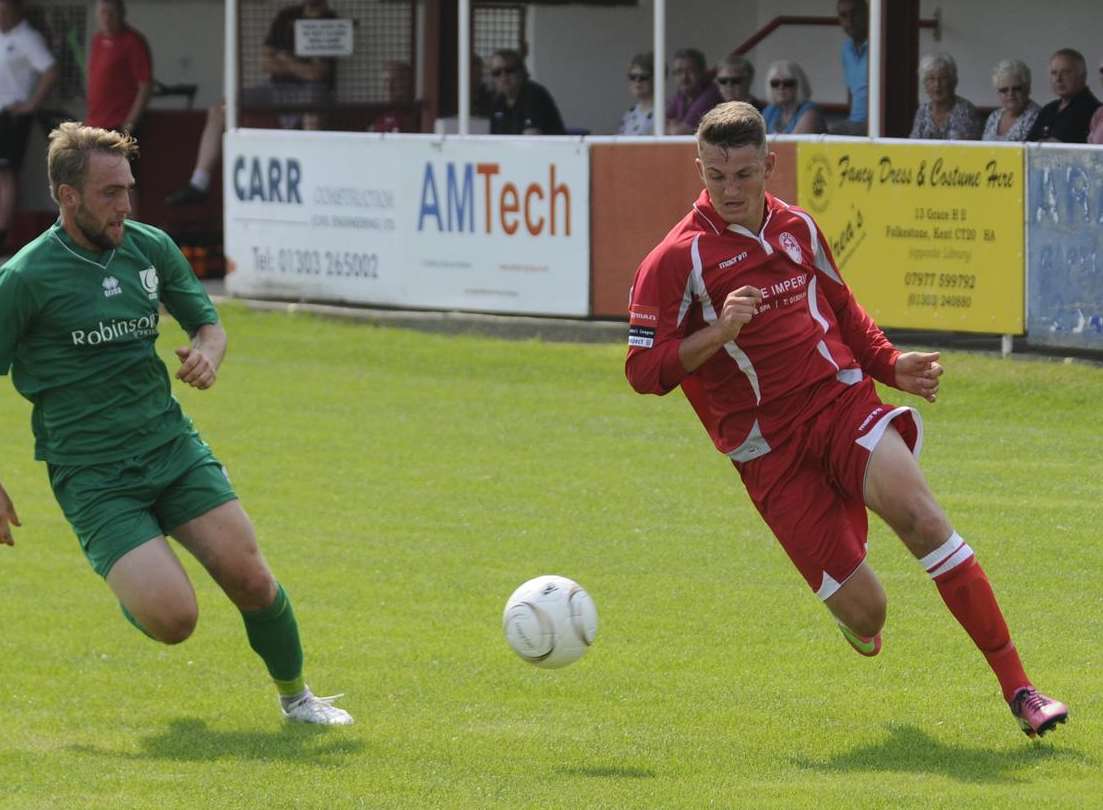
left=490, top=66, right=519, bottom=77
left=997, top=85, right=1025, bottom=95
left=716, top=76, right=749, bottom=86
left=770, top=78, right=797, bottom=89
left=627, top=72, right=652, bottom=82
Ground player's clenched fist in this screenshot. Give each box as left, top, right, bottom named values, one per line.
left=718, top=285, right=764, bottom=339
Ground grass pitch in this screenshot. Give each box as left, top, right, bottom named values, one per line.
left=1, top=302, right=1100, bottom=809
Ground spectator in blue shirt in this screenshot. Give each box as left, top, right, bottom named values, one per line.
left=832, top=0, right=868, bottom=135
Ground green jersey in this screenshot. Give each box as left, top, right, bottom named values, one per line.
left=0, top=219, right=218, bottom=464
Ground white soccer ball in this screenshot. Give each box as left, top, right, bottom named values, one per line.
left=502, top=575, right=598, bottom=669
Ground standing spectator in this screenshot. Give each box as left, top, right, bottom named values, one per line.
left=0, top=0, right=57, bottom=254
left=618, top=52, right=655, bottom=135
left=488, top=49, right=565, bottom=136
left=165, top=0, right=337, bottom=206
left=86, top=0, right=151, bottom=134
left=259, top=0, right=337, bottom=131
left=761, top=61, right=826, bottom=134
left=832, top=0, right=868, bottom=135
left=714, top=53, right=764, bottom=111
left=666, top=48, right=721, bottom=135
left=982, top=60, right=1041, bottom=142
left=1090, top=57, right=1103, bottom=145
left=1027, top=49, right=1101, bottom=143
left=909, top=53, right=982, bottom=140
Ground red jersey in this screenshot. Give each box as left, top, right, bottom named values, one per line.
left=86, top=26, right=152, bottom=129
left=625, top=190, right=900, bottom=463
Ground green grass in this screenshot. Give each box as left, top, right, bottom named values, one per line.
left=1, top=302, right=1100, bottom=809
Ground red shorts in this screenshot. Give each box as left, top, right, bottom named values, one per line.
left=736, top=378, right=922, bottom=599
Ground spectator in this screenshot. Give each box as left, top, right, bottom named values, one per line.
left=0, top=0, right=57, bottom=254
left=714, top=53, right=764, bottom=110
left=1090, top=57, right=1103, bottom=145
left=832, top=0, right=868, bottom=135
left=1027, top=49, right=1101, bottom=143
left=909, top=53, right=982, bottom=140
left=488, top=48, right=565, bottom=135
left=666, top=48, right=721, bottom=135
left=982, top=60, right=1041, bottom=141
left=369, top=60, right=415, bottom=133
left=166, top=0, right=337, bottom=206
left=761, top=60, right=826, bottom=134
left=85, top=0, right=151, bottom=134
left=618, top=52, right=655, bottom=135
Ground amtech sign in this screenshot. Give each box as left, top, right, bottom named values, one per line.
left=417, top=162, right=573, bottom=237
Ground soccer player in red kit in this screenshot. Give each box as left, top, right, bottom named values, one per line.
left=625, top=101, right=1068, bottom=738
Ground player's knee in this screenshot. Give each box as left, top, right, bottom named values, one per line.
left=233, top=567, right=278, bottom=612
left=149, top=604, right=199, bottom=645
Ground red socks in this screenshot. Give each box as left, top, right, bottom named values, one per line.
left=924, top=533, right=1031, bottom=702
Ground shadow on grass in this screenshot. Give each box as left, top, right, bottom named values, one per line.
left=68, top=718, right=365, bottom=764
left=790, top=723, right=1090, bottom=784
left=557, top=766, right=657, bottom=779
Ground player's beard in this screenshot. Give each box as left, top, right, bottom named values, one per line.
left=74, top=203, right=123, bottom=251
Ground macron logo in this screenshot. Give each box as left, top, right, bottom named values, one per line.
left=719, top=252, right=749, bottom=269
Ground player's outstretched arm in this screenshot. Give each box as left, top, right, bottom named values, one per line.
left=175, top=322, right=227, bottom=390
left=0, top=481, right=22, bottom=546
left=894, top=351, right=943, bottom=403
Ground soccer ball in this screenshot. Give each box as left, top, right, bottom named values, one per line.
left=502, top=575, right=598, bottom=669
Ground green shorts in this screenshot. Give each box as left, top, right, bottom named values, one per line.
left=48, top=432, right=238, bottom=577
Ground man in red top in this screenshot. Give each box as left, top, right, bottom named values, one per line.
left=626, top=101, right=1068, bottom=738
left=86, top=0, right=151, bottom=133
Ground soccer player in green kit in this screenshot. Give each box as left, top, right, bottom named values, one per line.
left=0, top=122, right=352, bottom=725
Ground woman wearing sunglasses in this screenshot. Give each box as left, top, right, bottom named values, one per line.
left=982, top=60, right=1040, bottom=142
left=618, top=52, right=655, bottom=135
left=761, top=60, right=825, bottom=135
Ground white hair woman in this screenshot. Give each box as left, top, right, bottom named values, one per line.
left=910, top=52, right=982, bottom=140
left=982, top=59, right=1041, bottom=141
left=761, top=60, right=825, bottom=134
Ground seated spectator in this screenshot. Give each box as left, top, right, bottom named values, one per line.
left=982, top=59, right=1041, bottom=141
left=1090, top=57, right=1103, bottom=145
left=666, top=48, right=721, bottom=135
left=714, top=53, right=764, bottom=110
left=909, top=53, right=982, bottom=140
left=369, top=60, right=415, bottom=133
left=488, top=48, right=565, bottom=135
left=618, top=52, right=655, bottom=135
left=832, top=0, right=869, bottom=135
left=761, top=60, right=826, bottom=134
left=1027, top=48, right=1101, bottom=143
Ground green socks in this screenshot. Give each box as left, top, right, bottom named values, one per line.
left=241, top=583, right=306, bottom=697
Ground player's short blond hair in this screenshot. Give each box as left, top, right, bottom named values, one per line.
left=47, top=121, right=138, bottom=202
left=696, top=101, right=766, bottom=151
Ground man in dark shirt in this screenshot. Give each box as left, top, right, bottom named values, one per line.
left=1026, top=48, right=1101, bottom=142
left=488, top=49, right=566, bottom=135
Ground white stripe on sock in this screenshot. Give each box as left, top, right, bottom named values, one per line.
left=919, top=531, right=973, bottom=578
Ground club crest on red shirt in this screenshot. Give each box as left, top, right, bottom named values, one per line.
left=779, top=232, right=803, bottom=265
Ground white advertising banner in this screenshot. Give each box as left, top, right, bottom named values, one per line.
left=223, top=131, right=591, bottom=316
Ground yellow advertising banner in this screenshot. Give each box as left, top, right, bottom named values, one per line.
left=796, top=142, right=1024, bottom=333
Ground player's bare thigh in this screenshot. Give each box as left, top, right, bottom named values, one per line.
left=106, top=537, right=198, bottom=644
left=171, top=500, right=276, bottom=612
left=863, top=424, right=953, bottom=558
